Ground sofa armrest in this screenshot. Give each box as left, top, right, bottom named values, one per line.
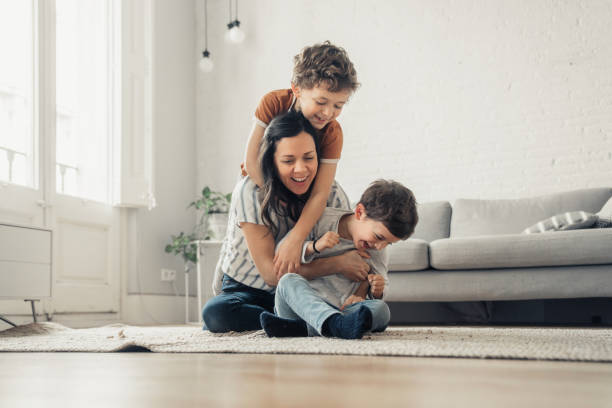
left=388, top=238, right=429, bottom=272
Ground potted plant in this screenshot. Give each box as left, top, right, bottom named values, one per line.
left=164, top=231, right=198, bottom=265
left=165, top=186, right=231, bottom=273
left=189, top=186, right=232, bottom=241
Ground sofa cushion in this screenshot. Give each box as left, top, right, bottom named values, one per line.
left=430, top=228, right=612, bottom=270
left=522, top=211, right=598, bottom=234
left=387, top=238, right=429, bottom=272
left=385, top=265, right=612, bottom=302
left=411, top=201, right=451, bottom=242
left=450, top=188, right=612, bottom=237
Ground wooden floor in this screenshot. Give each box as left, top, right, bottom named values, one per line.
left=1, top=352, right=612, bottom=408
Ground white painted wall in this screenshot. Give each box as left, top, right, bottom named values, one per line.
left=125, top=0, right=197, bottom=303
left=196, top=0, right=612, bottom=204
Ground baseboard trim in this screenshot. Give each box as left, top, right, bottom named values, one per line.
left=121, top=293, right=202, bottom=325
left=1, top=294, right=205, bottom=328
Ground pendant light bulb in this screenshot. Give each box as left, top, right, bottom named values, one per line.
left=199, top=50, right=214, bottom=73
left=225, top=20, right=245, bottom=44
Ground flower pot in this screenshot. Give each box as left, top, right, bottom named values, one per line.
left=207, top=213, right=229, bottom=241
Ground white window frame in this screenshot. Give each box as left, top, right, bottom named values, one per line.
left=0, top=0, right=39, bottom=190
left=115, top=0, right=155, bottom=209
left=2, top=0, right=155, bottom=210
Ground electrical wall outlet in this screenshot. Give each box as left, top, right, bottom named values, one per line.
left=161, top=268, right=176, bottom=282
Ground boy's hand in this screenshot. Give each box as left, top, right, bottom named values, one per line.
left=368, top=274, right=385, bottom=298
left=338, top=250, right=371, bottom=282
left=315, top=231, right=340, bottom=252
left=274, top=235, right=302, bottom=278
left=340, top=294, right=365, bottom=311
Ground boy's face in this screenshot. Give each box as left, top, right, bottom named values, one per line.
left=273, top=131, right=318, bottom=196
left=351, top=204, right=401, bottom=251
left=292, top=83, right=351, bottom=130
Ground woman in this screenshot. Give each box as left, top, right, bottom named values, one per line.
left=202, top=111, right=370, bottom=332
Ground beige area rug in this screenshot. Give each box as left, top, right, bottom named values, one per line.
left=1, top=322, right=611, bottom=362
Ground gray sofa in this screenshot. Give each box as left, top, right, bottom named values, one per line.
left=385, top=187, right=612, bottom=325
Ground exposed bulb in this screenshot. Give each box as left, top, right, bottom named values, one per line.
left=225, top=20, right=245, bottom=44
left=199, top=50, right=213, bottom=73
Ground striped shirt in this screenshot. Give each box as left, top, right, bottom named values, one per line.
left=213, top=177, right=351, bottom=294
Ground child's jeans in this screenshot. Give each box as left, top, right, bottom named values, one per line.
left=274, top=273, right=390, bottom=336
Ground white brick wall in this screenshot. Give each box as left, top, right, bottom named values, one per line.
left=196, top=0, right=612, bottom=204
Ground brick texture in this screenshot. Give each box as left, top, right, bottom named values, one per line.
left=196, top=0, right=612, bottom=204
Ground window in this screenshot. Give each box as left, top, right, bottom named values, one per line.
left=56, top=0, right=114, bottom=203
left=0, top=0, right=35, bottom=188
left=0, top=0, right=152, bottom=208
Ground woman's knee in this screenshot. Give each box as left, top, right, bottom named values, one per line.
left=202, top=296, right=236, bottom=333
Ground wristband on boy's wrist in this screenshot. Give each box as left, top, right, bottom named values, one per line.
left=312, top=238, right=321, bottom=254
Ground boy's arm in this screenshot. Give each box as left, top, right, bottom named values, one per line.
left=303, top=241, right=315, bottom=258
left=243, top=123, right=266, bottom=187
left=273, top=163, right=337, bottom=275
left=367, top=250, right=390, bottom=299
left=301, top=231, right=340, bottom=260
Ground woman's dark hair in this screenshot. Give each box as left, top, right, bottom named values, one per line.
left=259, top=111, right=320, bottom=236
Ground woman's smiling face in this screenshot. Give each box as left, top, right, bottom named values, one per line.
left=273, top=131, right=318, bottom=196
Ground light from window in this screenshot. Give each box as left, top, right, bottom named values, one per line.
left=56, top=0, right=112, bottom=203
left=0, top=0, right=35, bottom=188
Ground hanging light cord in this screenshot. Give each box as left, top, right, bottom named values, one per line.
left=203, top=0, right=209, bottom=56
left=230, top=0, right=240, bottom=27
left=228, top=0, right=233, bottom=27
left=235, top=0, right=240, bottom=27
left=228, top=0, right=240, bottom=28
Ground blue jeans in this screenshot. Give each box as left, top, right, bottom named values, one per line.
left=202, top=274, right=275, bottom=332
left=274, top=273, right=390, bottom=336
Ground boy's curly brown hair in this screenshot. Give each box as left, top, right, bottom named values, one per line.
left=359, top=180, right=419, bottom=240
left=292, top=41, right=360, bottom=92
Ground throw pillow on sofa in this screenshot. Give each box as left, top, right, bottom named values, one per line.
left=596, top=197, right=612, bottom=228
left=522, top=211, right=598, bottom=234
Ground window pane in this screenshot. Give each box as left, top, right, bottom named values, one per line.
left=0, top=0, right=35, bottom=187
left=56, top=0, right=111, bottom=203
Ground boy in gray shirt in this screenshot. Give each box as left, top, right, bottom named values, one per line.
left=260, top=180, right=418, bottom=339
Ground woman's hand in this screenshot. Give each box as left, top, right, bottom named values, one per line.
left=368, top=274, right=385, bottom=298
left=340, top=294, right=365, bottom=311
left=337, top=250, right=371, bottom=282
left=314, top=231, right=340, bottom=252
left=274, top=234, right=303, bottom=279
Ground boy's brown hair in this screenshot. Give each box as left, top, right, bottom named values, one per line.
left=359, top=180, right=418, bottom=240
left=292, top=41, right=359, bottom=92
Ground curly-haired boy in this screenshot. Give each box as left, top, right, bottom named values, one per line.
left=242, top=41, right=360, bottom=279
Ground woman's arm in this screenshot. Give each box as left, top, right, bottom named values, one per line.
left=273, top=162, right=337, bottom=276
left=241, top=221, right=368, bottom=288
left=243, top=123, right=266, bottom=187
left=240, top=222, right=278, bottom=287
left=299, top=250, right=370, bottom=282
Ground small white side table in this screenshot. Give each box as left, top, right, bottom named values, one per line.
left=186, top=240, right=222, bottom=324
